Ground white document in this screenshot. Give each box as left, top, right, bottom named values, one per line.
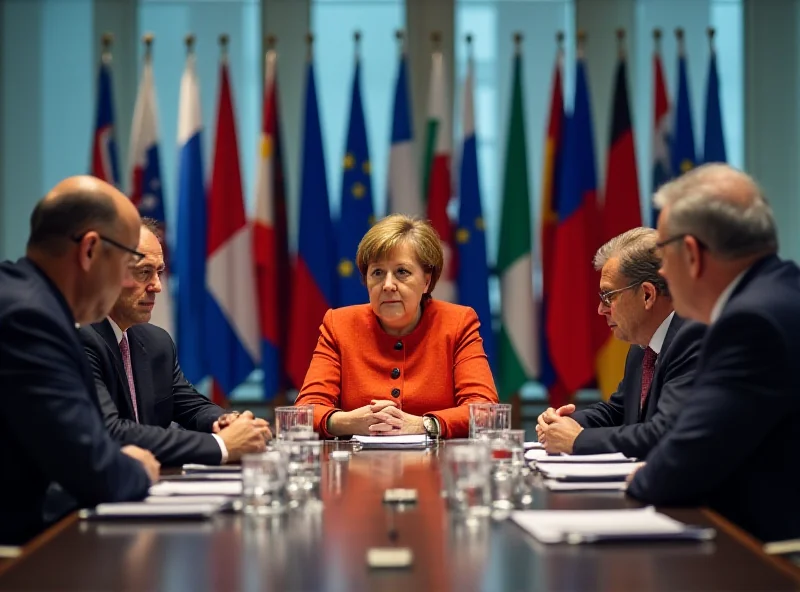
left=536, top=462, right=644, bottom=481
left=510, top=507, right=699, bottom=544
left=145, top=495, right=232, bottom=505
left=183, top=464, right=241, bottom=473
left=353, top=434, right=428, bottom=449
left=86, top=502, right=223, bottom=519
left=524, top=441, right=544, bottom=450
left=535, top=452, right=637, bottom=463
left=149, top=480, right=242, bottom=496
left=543, top=479, right=628, bottom=492
left=524, top=449, right=553, bottom=461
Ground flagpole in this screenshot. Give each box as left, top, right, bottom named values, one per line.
left=675, top=27, right=685, bottom=56
left=707, top=26, right=716, bottom=53
left=653, top=27, right=662, bottom=53
left=395, top=29, right=405, bottom=56
left=306, top=32, right=313, bottom=62
left=143, top=32, right=154, bottom=63
left=577, top=29, right=586, bottom=59
left=185, top=33, right=195, bottom=56
left=219, top=33, right=229, bottom=63
left=101, top=32, right=113, bottom=65
left=354, top=30, right=361, bottom=62
left=616, top=28, right=626, bottom=60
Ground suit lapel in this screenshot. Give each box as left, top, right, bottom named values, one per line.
left=92, top=320, right=137, bottom=419
left=625, top=348, right=644, bottom=425
left=128, top=328, right=155, bottom=425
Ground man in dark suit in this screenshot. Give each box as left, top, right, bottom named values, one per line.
left=0, top=176, right=159, bottom=545
left=537, top=228, right=705, bottom=459
left=628, top=163, right=800, bottom=543
left=80, top=219, right=271, bottom=467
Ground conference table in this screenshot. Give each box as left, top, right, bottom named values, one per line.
left=0, top=445, right=798, bottom=591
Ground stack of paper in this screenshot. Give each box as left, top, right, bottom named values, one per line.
left=352, top=434, right=428, bottom=449
left=80, top=500, right=227, bottom=520
left=524, top=441, right=544, bottom=450
left=536, top=462, right=644, bottom=482
left=148, top=480, right=243, bottom=496
left=535, top=452, right=637, bottom=463
left=543, top=480, right=628, bottom=492
left=510, top=507, right=715, bottom=544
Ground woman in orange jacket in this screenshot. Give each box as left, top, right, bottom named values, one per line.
left=295, top=214, right=498, bottom=439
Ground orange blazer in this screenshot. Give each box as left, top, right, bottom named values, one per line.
left=296, top=300, right=498, bottom=439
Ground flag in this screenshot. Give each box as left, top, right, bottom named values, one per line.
left=703, top=43, right=726, bottom=163
left=496, top=44, right=538, bottom=401
left=540, top=44, right=569, bottom=408
left=422, top=47, right=456, bottom=303
left=205, top=56, right=260, bottom=401
left=174, top=50, right=207, bottom=386
left=286, top=61, right=336, bottom=389
left=456, top=53, right=495, bottom=371
left=650, top=41, right=672, bottom=226
left=387, top=50, right=422, bottom=217
left=91, top=51, right=120, bottom=186
left=596, top=52, right=643, bottom=400
left=129, top=48, right=174, bottom=337
left=547, top=55, right=598, bottom=395
left=671, top=46, right=696, bottom=182
left=253, top=46, right=290, bottom=401
left=337, top=56, right=374, bottom=307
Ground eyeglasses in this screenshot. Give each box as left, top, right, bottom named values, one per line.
left=655, top=233, right=708, bottom=251
left=71, top=232, right=146, bottom=262
left=130, top=265, right=165, bottom=285
left=599, top=282, right=641, bottom=307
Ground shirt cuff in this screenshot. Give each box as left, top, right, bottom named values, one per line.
left=212, top=433, right=228, bottom=464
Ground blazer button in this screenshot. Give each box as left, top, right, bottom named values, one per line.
left=391, top=388, right=401, bottom=398
left=391, top=367, right=400, bottom=379
left=394, top=341, right=403, bottom=350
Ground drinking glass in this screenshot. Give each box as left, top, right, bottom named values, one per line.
left=275, top=405, right=314, bottom=440
left=241, top=450, right=287, bottom=516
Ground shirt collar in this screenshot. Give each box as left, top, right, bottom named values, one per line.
left=710, top=267, right=750, bottom=324
left=108, top=317, right=125, bottom=345
left=648, top=311, right=675, bottom=355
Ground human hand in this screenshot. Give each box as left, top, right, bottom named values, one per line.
left=122, top=445, right=160, bottom=483
left=368, top=404, right=425, bottom=436
left=218, top=415, right=271, bottom=462
left=212, top=410, right=253, bottom=433
left=542, top=416, right=584, bottom=454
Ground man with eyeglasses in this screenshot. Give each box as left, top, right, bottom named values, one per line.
left=79, top=219, right=271, bottom=467
left=0, top=176, right=160, bottom=545
left=537, top=227, right=705, bottom=459
left=627, top=163, right=800, bottom=543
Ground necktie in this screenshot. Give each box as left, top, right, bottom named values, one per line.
left=119, top=332, right=140, bottom=423
left=640, top=347, right=657, bottom=413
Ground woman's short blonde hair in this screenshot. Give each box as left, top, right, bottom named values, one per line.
left=356, top=214, right=444, bottom=295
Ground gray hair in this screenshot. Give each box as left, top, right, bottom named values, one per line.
left=594, top=227, right=669, bottom=295
left=653, top=163, right=778, bottom=259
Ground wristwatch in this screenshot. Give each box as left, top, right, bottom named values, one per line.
left=422, top=415, right=440, bottom=439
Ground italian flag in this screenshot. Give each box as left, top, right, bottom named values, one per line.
left=422, top=47, right=456, bottom=303
left=497, top=42, right=538, bottom=400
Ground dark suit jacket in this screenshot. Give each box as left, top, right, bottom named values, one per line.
left=0, top=258, right=150, bottom=545
left=629, top=255, right=800, bottom=543
left=571, top=314, right=705, bottom=459
left=79, top=320, right=226, bottom=466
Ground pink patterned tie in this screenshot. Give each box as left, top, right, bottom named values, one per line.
left=640, top=347, right=657, bottom=413
left=119, top=332, right=140, bottom=423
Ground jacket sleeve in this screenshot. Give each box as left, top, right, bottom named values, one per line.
left=427, top=307, right=498, bottom=438
left=0, top=309, right=150, bottom=505
left=82, top=333, right=223, bottom=467
left=168, top=335, right=226, bottom=433
left=295, top=309, right=342, bottom=437
left=628, top=312, right=787, bottom=504
left=571, top=347, right=633, bottom=428
left=573, top=323, right=704, bottom=458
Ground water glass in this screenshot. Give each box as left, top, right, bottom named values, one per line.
left=275, top=405, right=314, bottom=440
left=278, top=436, right=323, bottom=509
left=443, top=442, right=492, bottom=523
left=490, top=404, right=512, bottom=431
left=469, top=403, right=494, bottom=439
left=241, top=450, right=287, bottom=516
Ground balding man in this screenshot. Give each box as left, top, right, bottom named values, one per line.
left=628, top=163, right=800, bottom=543
left=0, top=176, right=157, bottom=545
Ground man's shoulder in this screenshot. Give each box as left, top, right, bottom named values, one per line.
left=127, top=322, right=175, bottom=349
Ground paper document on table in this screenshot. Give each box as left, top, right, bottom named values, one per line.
left=149, top=480, right=242, bottom=496
left=524, top=441, right=543, bottom=450
left=353, top=435, right=428, bottom=449
left=511, top=507, right=715, bottom=544
left=536, top=462, right=644, bottom=481
left=543, top=479, right=628, bottom=492
left=535, top=452, right=637, bottom=463
left=81, top=502, right=224, bottom=520
left=524, top=449, right=554, bottom=461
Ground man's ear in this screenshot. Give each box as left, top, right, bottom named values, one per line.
left=685, top=236, right=704, bottom=279
left=77, top=233, right=98, bottom=272
left=641, top=282, right=657, bottom=310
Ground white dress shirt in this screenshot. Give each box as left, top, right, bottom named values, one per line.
left=709, top=268, right=750, bottom=324
left=647, top=311, right=675, bottom=355
left=107, top=318, right=228, bottom=463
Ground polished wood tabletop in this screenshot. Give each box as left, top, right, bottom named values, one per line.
left=0, top=445, right=798, bottom=591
